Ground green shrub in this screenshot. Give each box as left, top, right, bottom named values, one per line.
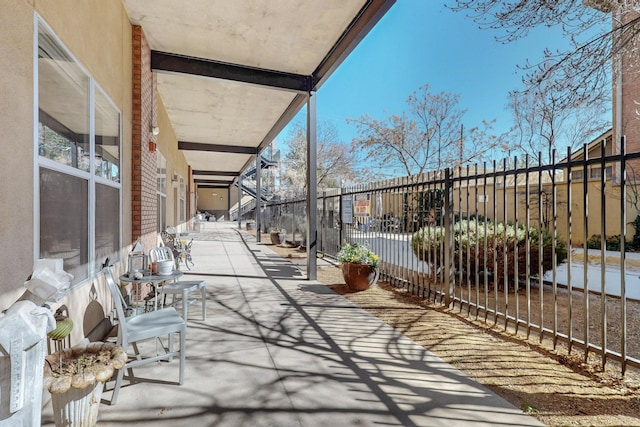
left=586, top=234, right=602, bottom=250
left=588, top=234, right=626, bottom=251
left=411, top=219, right=567, bottom=289
left=632, top=216, right=640, bottom=250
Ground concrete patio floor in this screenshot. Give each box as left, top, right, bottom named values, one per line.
left=42, top=221, right=543, bottom=426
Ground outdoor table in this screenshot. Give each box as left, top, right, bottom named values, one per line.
left=119, top=271, right=184, bottom=313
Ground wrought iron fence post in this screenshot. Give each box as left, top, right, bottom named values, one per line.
left=321, top=191, right=327, bottom=256
left=444, top=168, right=455, bottom=306
left=339, top=188, right=344, bottom=246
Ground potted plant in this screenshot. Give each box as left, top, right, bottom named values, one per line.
left=43, top=342, right=127, bottom=426
left=338, top=242, right=380, bottom=291
left=269, top=228, right=286, bottom=245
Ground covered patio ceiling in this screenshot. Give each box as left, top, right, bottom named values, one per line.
left=121, top=0, right=396, bottom=190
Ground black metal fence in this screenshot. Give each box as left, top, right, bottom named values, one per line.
left=265, top=138, right=640, bottom=374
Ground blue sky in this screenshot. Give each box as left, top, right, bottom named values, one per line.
left=275, top=1, right=606, bottom=172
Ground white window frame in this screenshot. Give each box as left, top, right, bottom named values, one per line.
left=34, top=15, right=122, bottom=286
left=179, top=176, right=186, bottom=222
left=157, top=152, right=167, bottom=231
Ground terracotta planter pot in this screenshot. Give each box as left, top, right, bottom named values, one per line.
left=341, top=263, right=379, bottom=291
left=270, top=232, right=281, bottom=245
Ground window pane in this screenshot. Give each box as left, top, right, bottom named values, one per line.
left=157, top=153, right=166, bottom=195
left=95, top=88, right=120, bottom=182
left=40, top=168, right=88, bottom=283
left=157, top=153, right=166, bottom=231
left=38, top=26, right=90, bottom=172
left=96, top=184, right=120, bottom=269
left=180, top=177, right=185, bottom=222
left=157, top=194, right=166, bottom=231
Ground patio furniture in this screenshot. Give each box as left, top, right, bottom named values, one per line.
left=149, top=247, right=206, bottom=321
left=161, top=280, right=206, bottom=321
left=119, top=269, right=184, bottom=313
left=103, top=268, right=186, bottom=405
left=159, top=231, right=194, bottom=270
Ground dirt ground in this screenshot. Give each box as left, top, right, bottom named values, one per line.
left=259, top=234, right=640, bottom=426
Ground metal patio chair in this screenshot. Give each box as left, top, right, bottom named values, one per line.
left=148, top=247, right=206, bottom=321
left=102, top=268, right=186, bottom=405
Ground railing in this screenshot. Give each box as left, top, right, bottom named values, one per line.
left=266, top=138, right=640, bottom=375
left=229, top=180, right=275, bottom=221
left=229, top=195, right=256, bottom=221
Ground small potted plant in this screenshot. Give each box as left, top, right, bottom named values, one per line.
left=337, top=242, right=380, bottom=291
left=269, top=228, right=286, bottom=245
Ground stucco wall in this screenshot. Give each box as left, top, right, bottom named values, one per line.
left=0, top=0, right=133, bottom=342
left=197, top=187, right=230, bottom=219
left=0, top=0, right=37, bottom=306
left=156, top=97, right=192, bottom=231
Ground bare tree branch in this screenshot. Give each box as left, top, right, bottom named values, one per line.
left=277, top=121, right=357, bottom=198
left=448, top=0, right=640, bottom=109
left=348, top=84, right=507, bottom=175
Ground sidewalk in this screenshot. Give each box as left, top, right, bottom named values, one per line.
left=43, top=221, right=543, bottom=426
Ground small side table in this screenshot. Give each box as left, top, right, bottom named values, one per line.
left=119, top=270, right=184, bottom=313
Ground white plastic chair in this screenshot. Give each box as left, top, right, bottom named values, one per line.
left=103, top=268, right=186, bottom=405
left=149, top=247, right=207, bottom=321
left=149, top=246, right=176, bottom=267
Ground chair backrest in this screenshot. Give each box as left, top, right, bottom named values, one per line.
left=102, top=268, right=128, bottom=342
left=149, top=246, right=174, bottom=263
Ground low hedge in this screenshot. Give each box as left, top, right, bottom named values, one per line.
left=411, top=219, right=567, bottom=289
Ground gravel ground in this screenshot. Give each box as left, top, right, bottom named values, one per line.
left=262, top=236, right=640, bottom=427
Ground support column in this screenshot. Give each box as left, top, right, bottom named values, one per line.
left=256, top=154, right=262, bottom=243
left=238, top=175, right=243, bottom=229
left=306, top=92, right=318, bottom=280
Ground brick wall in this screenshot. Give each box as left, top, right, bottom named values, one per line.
left=613, top=8, right=640, bottom=177
left=131, top=26, right=158, bottom=250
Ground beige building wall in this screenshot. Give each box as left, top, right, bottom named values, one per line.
left=0, top=0, right=37, bottom=305
left=371, top=173, right=639, bottom=249
left=156, top=99, right=192, bottom=232
left=1, top=0, right=133, bottom=315
left=197, top=187, right=230, bottom=219
left=0, top=1, right=199, bottom=347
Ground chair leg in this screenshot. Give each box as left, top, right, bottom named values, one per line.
left=132, top=342, right=142, bottom=361
left=168, top=333, right=174, bottom=362
left=182, top=289, right=188, bottom=320
left=109, top=365, right=125, bottom=405
left=179, top=327, right=186, bottom=385
left=201, top=285, right=206, bottom=321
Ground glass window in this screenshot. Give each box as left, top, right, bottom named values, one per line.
left=96, top=183, right=120, bottom=268
left=95, top=88, right=120, bottom=182
left=157, top=153, right=166, bottom=231
left=38, top=28, right=90, bottom=172
left=37, top=20, right=121, bottom=284
left=571, top=170, right=584, bottom=181
left=39, top=168, right=88, bottom=283
left=180, top=176, right=185, bottom=222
